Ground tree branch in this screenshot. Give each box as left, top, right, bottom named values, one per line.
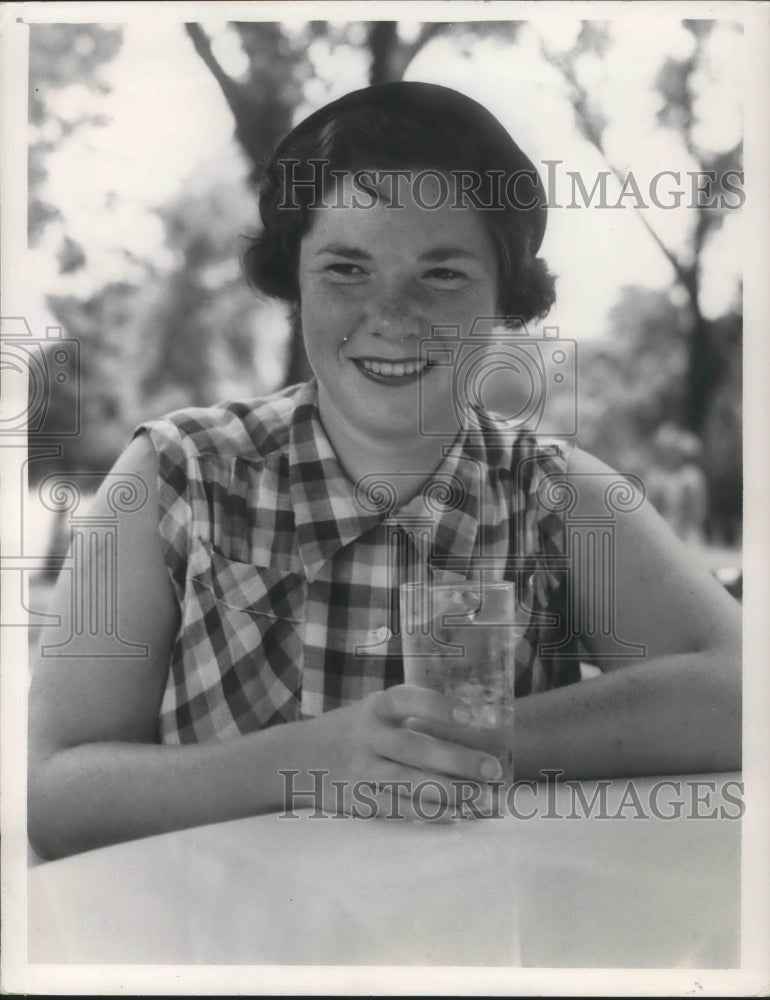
left=538, top=39, right=694, bottom=299
left=402, top=22, right=447, bottom=65
left=184, top=23, right=248, bottom=121
left=610, top=164, right=691, bottom=289
left=368, top=21, right=449, bottom=84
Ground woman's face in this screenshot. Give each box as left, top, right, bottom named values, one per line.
left=297, top=173, right=500, bottom=453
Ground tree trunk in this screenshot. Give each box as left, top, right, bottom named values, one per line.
left=368, top=22, right=402, bottom=84
left=683, top=312, right=720, bottom=435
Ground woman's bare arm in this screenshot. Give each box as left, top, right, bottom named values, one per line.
left=511, top=446, right=741, bottom=780
left=26, top=434, right=279, bottom=857
left=27, top=436, right=503, bottom=858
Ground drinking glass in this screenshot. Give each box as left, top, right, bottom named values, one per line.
left=399, top=580, right=516, bottom=784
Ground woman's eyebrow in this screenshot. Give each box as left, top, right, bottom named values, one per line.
left=314, top=243, right=478, bottom=262
left=419, top=246, right=478, bottom=262
left=316, top=244, right=371, bottom=259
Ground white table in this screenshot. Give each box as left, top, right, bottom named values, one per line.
left=28, top=773, right=741, bottom=967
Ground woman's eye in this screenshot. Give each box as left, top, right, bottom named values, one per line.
left=424, top=268, right=467, bottom=285
left=326, top=263, right=367, bottom=279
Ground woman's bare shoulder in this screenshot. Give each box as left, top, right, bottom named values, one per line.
left=29, top=434, right=180, bottom=755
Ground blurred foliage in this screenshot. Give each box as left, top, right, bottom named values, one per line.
left=138, top=168, right=265, bottom=406
left=28, top=23, right=123, bottom=246
left=559, top=285, right=742, bottom=543
left=539, top=20, right=742, bottom=438
left=31, top=162, right=282, bottom=484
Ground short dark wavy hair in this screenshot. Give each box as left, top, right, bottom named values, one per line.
left=242, top=98, right=556, bottom=326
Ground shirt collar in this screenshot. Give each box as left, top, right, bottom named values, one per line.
left=288, top=381, right=385, bottom=581
left=391, top=440, right=483, bottom=584
left=287, top=380, right=510, bottom=583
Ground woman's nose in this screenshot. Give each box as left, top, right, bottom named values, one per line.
left=366, top=292, right=422, bottom=342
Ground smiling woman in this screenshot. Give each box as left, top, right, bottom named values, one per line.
left=298, top=173, right=500, bottom=479
left=27, top=82, right=740, bottom=860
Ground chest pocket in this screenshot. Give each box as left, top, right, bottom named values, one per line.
left=190, top=537, right=305, bottom=622
left=165, top=538, right=306, bottom=742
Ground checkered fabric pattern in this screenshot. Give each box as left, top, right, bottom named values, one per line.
left=136, top=380, right=579, bottom=745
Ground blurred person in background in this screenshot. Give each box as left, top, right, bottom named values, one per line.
left=647, top=423, right=708, bottom=547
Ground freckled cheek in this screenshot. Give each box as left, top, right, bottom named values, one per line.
left=303, top=278, right=364, bottom=313
left=301, top=278, right=497, bottom=338
left=310, top=290, right=374, bottom=345
left=428, top=292, right=496, bottom=332
left=301, top=290, right=361, bottom=358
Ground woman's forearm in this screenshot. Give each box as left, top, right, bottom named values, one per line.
left=28, top=717, right=325, bottom=860
left=29, top=650, right=740, bottom=859
left=513, top=650, right=741, bottom=781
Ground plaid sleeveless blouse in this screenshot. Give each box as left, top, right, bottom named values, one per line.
left=136, top=380, right=580, bottom=745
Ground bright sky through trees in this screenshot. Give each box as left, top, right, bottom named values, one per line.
left=28, top=15, right=742, bottom=343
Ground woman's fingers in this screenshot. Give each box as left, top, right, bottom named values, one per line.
left=312, top=694, right=505, bottom=821
left=365, top=685, right=505, bottom=784
left=403, top=715, right=506, bottom=754
left=372, top=721, right=504, bottom=784
left=371, top=683, right=474, bottom=729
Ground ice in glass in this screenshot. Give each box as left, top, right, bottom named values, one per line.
left=399, top=580, right=516, bottom=784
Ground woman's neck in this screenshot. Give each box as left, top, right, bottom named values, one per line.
left=317, top=394, right=458, bottom=507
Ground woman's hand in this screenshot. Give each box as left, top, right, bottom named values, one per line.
left=302, top=684, right=504, bottom=820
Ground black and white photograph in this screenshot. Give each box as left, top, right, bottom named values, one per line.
left=1, top=1, right=768, bottom=994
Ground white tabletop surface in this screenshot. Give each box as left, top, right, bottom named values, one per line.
left=27, top=773, right=741, bottom=967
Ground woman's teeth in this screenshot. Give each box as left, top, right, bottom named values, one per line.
left=360, top=359, right=427, bottom=377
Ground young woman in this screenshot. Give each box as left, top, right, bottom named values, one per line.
left=28, top=83, right=740, bottom=859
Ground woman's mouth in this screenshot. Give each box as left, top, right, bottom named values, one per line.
left=353, top=357, right=430, bottom=386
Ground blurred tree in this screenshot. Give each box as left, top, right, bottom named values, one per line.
left=366, top=22, right=448, bottom=84
left=28, top=23, right=293, bottom=485
left=29, top=159, right=283, bottom=487
left=565, top=285, right=741, bottom=544
left=137, top=161, right=278, bottom=410
left=184, top=22, right=310, bottom=187
left=537, top=20, right=742, bottom=542
left=570, top=287, right=690, bottom=468
left=697, top=306, right=742, bottom=544
left=31, top=281, right=142, bottom=484
left=185, top=21, right=317, bottom=385
left=28, top=23, right=124, bottom=485
left=538, top=20, right=742, bottom=440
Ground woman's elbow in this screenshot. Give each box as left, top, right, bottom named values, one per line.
left=28, top=751, right=73, bottom=861
left=697, top=641, right=742, bottom=772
